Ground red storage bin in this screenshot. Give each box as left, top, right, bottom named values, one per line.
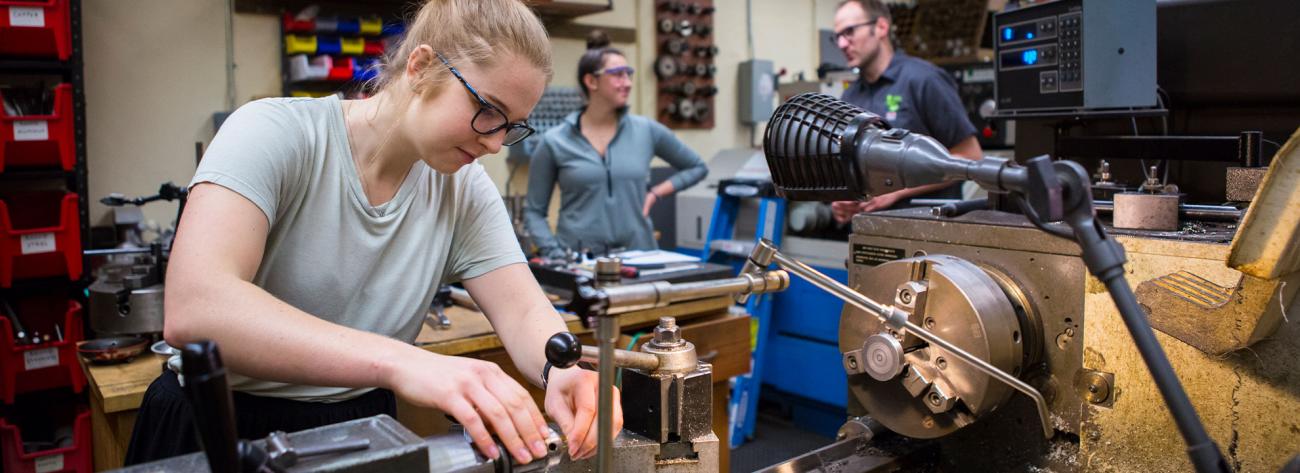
left=327, top=56, right=356, bottom=81
left=0, top=298, right=84, bottom=403
left=363, top=38, right=384, bottom=56
left=0, top=408, right=91, bottom=473
left=281, top=12, right=314, bottom=33
left=0, top=0, right=72, bottom=60
left=1, top=83, right=75, bottom=173
left=0, top=191, right=82, bottom=287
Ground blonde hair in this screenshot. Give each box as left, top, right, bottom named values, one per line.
left=374, top=0, right=553, bottom=97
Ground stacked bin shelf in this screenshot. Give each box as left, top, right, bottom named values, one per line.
left=281, top=12, right=404, bottom=98
left=0, top=0, right=92, bottom=471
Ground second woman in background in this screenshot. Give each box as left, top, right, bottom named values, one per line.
left=524, top=31, right=707, bottom=257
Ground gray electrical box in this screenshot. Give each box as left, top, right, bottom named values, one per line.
left=738, top=59, right=775, bottom=125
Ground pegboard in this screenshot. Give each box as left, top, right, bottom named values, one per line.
left=653, top=0, right=716, bottom=130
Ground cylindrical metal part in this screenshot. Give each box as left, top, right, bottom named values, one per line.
left=579, top=345, right=660, bottom=372
left=595, top=257, right=622, bottom=286
left=596, top=317, right=618, bottom=472
left=1113, top=192, right=1180, bottom=231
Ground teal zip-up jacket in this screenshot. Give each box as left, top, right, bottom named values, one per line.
left=524, top=110, right=708, bottom=253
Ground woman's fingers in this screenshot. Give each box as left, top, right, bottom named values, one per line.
left=443, top=397, right=499, bottom=461
left=486, top=373, right=550, bottom=460
left=466, top=382, right=535, bottom=464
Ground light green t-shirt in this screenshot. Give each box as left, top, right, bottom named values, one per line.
left=190, top=96, right=524, bottom=402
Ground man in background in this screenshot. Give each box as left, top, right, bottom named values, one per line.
left=829, top=0, right=983, bottom=223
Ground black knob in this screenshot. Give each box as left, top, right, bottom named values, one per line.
left=546, top=332, right=582, bottom=368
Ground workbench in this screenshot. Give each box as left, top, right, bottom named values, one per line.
left=80, top=296, right=749, bottom=472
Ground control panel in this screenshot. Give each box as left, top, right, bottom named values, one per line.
left=993, top=0, right=1155, bottom=115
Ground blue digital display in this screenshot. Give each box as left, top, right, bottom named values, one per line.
left=1001, top=48, right=1048, bottom=68
left=1000, top=23, right=1041, bottom=43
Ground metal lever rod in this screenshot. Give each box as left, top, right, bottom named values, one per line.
left=578, top=345, right=660, bottom=371
left=746, top=240, right=1055, bottom=439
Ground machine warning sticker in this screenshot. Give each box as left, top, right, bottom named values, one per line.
left=852, top=244, right=905, bottom=267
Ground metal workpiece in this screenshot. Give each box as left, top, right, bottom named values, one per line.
left=597, top=271, right=788, bottom=314
left=595, top=257, right=623, bottom=286
left=1113, top=192, right=1180, bottom=231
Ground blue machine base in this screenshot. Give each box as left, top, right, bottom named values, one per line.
left=757, top=385, right=848, bottom=439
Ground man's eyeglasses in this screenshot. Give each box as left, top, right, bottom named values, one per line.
left=436, top=52, right=535, bottom=146
left=830, top=19, right=878, bottom=46
left=594, top=65, right=635, bottom=79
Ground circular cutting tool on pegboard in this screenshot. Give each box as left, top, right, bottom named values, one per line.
left=655, top=0, right=715, bottom=129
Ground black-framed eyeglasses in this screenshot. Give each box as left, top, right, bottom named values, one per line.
left=830, top=19, right=878, bottom=46
left=436, top=52, right=535, bottom=146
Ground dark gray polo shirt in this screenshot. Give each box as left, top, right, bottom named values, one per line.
left=841, top=51, right=977, bottom=149
left=842, top=52, right=976, bottom=201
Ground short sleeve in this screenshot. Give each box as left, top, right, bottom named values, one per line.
left=446, top=165, right=528, bottom=282
left=916, top=71, right=978, bottom=149
left=191, top=99, right=308, bottom=226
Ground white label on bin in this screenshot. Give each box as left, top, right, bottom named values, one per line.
left=9, top=7, right=45, bottom=28
left=21, top=232, right=57, bottom=255
left=35, top=453, right=64, bottom=473
left=14, top=120, right=50, bottom=141
left=24, top=347, right=59, bottom=371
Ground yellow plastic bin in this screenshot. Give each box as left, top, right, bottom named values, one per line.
left=359, top=17, right=383, bottom=36
left=284, top=34, right=317, bottom=55
left=340, top=37, right=364, bottom=55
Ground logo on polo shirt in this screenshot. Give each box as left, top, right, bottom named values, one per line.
left=885, top=94, right=902, bottom=121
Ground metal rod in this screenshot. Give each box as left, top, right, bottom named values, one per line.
left=83, top=247, right=162, bottom=256
left=579, top=345, right=660, bottom=372
left=767, top=251, right=1055, bottom=439
left=595, top=316, right=618, bottom=472
left=602, top=272, right=787, bottom=315
left=1094, top=201, right=1242, bottom=220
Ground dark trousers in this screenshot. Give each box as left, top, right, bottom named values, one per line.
left=124, top=370, right=396, bottom=466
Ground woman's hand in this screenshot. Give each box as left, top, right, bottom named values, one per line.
left=643, top=192, right=659, bottom=216
left=544, top=366, right=622, bottom=459
left=389, top=353, right=551, bottom=465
